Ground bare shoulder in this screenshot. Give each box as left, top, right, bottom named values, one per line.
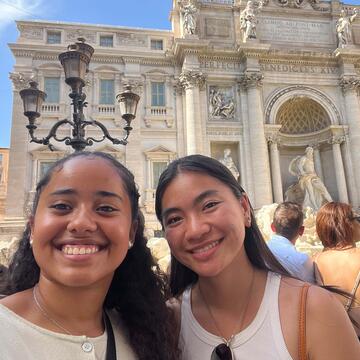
left=0, top=290, right=32, bottom=316
left=306, top=285, right=360, bottom=359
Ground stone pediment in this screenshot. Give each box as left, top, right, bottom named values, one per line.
left=37, top=63, right=62, bottom=70
left=144, top=145, right=174, bottom=155
left=29, top=145, right=64, bottom=155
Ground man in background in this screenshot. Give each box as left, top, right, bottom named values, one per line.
left=268, top=202, right=315, bottom=283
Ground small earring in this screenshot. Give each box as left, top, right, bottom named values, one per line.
left=128, top=241, right=133, bottom=249
left=29, top=237, right=34, bottom=247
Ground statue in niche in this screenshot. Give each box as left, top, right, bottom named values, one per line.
left=239, top=0, right=264, bottom=43
left=219, top=148, right=240, bottom=182
left=336, top=8, right=358, bottom=48
left=285, top=147, right=332, bottom=211
left=209, top=88, right=235, bottom=118
left=180, top=1, right=198, bottom=35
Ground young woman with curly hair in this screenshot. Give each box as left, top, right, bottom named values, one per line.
left=0, top=152, right=178, bottom=360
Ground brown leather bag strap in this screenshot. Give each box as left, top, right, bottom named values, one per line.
left=298, top=284, right=310, bottom=360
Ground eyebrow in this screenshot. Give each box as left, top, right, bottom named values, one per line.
left=49, top=188, right=123, bottom=202
left=161, top=189, right=219, bottom=220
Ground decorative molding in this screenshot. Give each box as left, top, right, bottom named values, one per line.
left=206, top=127, right=242, bottom=136
left=178, top=70, right=206, bottom=90
left=328, top=135, right=346, bottom=145
left=9, top=72, right=37, bottom=91
left=66, top=30, right=96, bottom=44
left=265, top=85, right=342, bottom=126
left=18, top=25, right=44, bottom=39
left=239, top=71, right=263, bottom=89
left=339, top=76, right=360, bottom=92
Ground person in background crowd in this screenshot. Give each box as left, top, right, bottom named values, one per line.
left=267, top=202, right=315, bottom=283
left=0, top=152, right=178, bottom=360
left=315, top=201, right=360, bottom=339
left=155, top=154, right=360, bottom=360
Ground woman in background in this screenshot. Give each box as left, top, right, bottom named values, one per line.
left=315, top=201, right=360, bottom=338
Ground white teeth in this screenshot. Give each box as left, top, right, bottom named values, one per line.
left=61, top=245, right=100, bottom=255
left=193, top=240, right=220, bottom=254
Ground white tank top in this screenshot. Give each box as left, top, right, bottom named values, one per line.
left=179, top=272, right=293, bottom=360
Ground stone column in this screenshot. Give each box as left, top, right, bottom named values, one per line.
left=311, top=144, right=324, bottom=181
left=267, top=135, right=283, bottom=204
left=5, top=73, right=34, bottom=220
left=340, top=76, right=360, bottom=205
left=178, top=70, right=206, bottom=155
left=240, top=72, right=272, bottom=208
left=238, top=82, right=254, bottom=200
left=329, top=135, right=349, bottom=203
left=342, top=132, right=359, bottom=206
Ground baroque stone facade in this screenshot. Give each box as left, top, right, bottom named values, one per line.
left=2, top=0, right=360, bottom=242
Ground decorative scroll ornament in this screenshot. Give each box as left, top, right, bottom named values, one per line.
left=340, top=76, right=360, bottom=92
left=178, top=70, right=206, bottom=90
left=239, top=71, right=263, bottom=88
left=9, top=72, right=37, bottom=91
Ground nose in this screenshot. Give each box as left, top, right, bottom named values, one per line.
left=185, top=214, right=211, bottom=242
left=66, top=206, right=97, bottom=234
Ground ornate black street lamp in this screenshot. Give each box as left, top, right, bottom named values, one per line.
left=20, top=38, right=140, bottom=151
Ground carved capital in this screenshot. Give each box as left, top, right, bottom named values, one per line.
left=239, top=72, right=263, bottom=89
left=329, top=135, right=345, bottom=145
left=9, top=72, right=37, bottom=91
left=266, top=134, right=281, bottom=146
left=178, top=70, right=206, bottom=90
left=340, top=76, right=360, bottom=93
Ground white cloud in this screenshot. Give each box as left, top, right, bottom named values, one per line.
left=0, top=0, right=45, bottom=31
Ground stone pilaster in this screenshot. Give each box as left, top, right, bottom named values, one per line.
left=240, top=71, right=272, bottom=208
left=329, top=135, right=349, bottom=203
left=340, top=75, right=360, bottom=203
left=5, top=73, right=34, bottom=220
left=267, top=135, right=283, bottom=204
left=178, top=70, right=206, bottom=155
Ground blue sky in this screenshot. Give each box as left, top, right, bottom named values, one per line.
left=0, top=0, right=359, bottom=148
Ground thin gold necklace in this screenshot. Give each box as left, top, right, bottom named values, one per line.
left=198, top=268, right=256, bottom=347
left=33, top=285, right=73, bottom=335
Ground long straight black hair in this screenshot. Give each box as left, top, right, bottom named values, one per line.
left=155, top=154, right=290, bottom=297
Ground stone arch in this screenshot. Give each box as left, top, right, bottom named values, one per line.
left=265, top=85, right=342, bottom=127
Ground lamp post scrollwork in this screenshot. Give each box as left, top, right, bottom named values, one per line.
left=19, top=38, right=140, bottom=152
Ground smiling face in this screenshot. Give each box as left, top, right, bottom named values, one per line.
left=161, top=171, right=251, bottom=278
left=30, top=157, right=136, bottom=289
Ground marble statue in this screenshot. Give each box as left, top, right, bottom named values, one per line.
left=219, top=148, right=240, bottom=182
left=286, top=147, right=332, bottom=211
left=336, top=8, right=358, bottom=48
left=181, top=1, right=198, bottom=35
left=209, top=88, right=235, bottom=118
left=240, top=0, right=264, bottom=43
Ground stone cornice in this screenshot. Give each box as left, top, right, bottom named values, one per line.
left=172, top=38, right=210, bottom=62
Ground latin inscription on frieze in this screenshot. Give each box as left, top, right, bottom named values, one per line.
left=200, top=60, right=241, bottom=72
left=260, top=63, right=338, bottom=75
left=258, top=18, right=332, bottom=44
left=205, top=18, right=231, bottom=38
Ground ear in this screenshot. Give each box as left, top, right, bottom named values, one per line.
left=298, top=226, right=305, bottom=236
left=271, top=223, right=276, bottom=233
left=240, top=195, right=251, bottom=227
left=129, top=220, right=138, bottom=246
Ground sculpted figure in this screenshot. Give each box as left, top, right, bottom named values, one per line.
left=286, top=147, right=332, bottom=211
left=336, top=8, right=358, bottom=48
left=181, top=2, right=198, bottom=35
left=209, top=88, right=235, bottom=118
left=240, top=0, right=264, bottom=43
left=219, top=148, right=240, bottom=182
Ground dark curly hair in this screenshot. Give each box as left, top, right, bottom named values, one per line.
left=4, top=151, right=179, bottom=360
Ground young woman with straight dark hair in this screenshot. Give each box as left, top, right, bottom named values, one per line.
left=0, top=151, right=178, bottom=360
left=155, top=154, right=360, bottom=360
